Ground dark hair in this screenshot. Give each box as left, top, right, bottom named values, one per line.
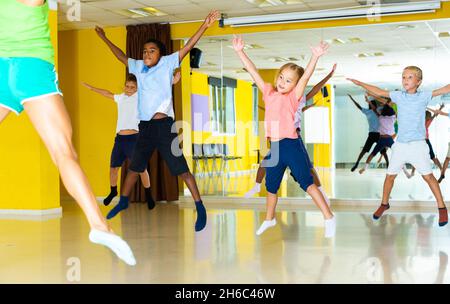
left=425, top=111, right=432, bottom=119
left=144, top=39, right=166, bottom=56
left=381, top=104, right=395, bottom=116
left=126, top=73, right=137, bottom=84
left=369, top=99, right=378, bottom=109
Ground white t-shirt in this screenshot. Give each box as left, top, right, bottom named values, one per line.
left=378, top=115, right=396, bottom=136
left=113, top=93, right=139, bottom=133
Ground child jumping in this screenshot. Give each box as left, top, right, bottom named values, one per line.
left=233, top=35, right=336, bottom=237
left=84, top=74, right=157, bottom=209
left=95, top=11, right=221, bottom=232
left=245, top=64, right=337, bottom=207
left=348, top=66, right=450, bottom=226
left=0, top=0, right=135, bottom=265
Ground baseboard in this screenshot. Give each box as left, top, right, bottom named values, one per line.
left=177, top=195, right=441, bottom=213
left=0, top=207, right=62, bottom=220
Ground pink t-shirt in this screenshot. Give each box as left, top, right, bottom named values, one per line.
left=378, top=115, right=396, bottom=136
left=263, top=83, right=301, bottom=140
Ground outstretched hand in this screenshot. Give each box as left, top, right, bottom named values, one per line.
left=95, top=26, right=106, bottom=38
left=203, top=10, right=221, bottom=28
left=329, top=63, right=337, bottom=76
left=347, top=78, right=362, bottom=86
left=81, top=82, right=92, bottom=89
left=232, top=34, right=245, bottom=52
left=311, top=41, right=329, bottom=58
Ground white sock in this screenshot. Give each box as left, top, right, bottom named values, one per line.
left=318, top=186, right=330, bottom=206
left=245, top=183, right=262, bottom=198
left=359, top=163, right=368, bottom=174
left=324, top=216, right=336, bottom=238
left=89, top=229, right=136, bottom=266
left=256, top=218, right=276, bottom=235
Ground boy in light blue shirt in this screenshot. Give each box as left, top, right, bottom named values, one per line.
left=96, top=11, right=221, bottom=232
left=348, top=66, right=450, bottom=226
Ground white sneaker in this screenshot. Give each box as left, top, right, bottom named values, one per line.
left=89, top=229, right=136, bottom=266
left=256, top=219, right=276, bottom=235
left=324, top=217, right=336, bottom=238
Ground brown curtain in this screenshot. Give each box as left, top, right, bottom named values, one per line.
left=121, top=23, right=179, bottom=203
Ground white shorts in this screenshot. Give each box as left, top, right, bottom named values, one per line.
left=387, top=140, right=432, bottom=176
left=447, top=142, right=450, bottom=158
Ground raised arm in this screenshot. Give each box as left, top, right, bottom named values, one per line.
left=95, top=26, right=128, bottom=66
left=305, top=63, right=336, bottom=101
left=347, top=94, right=362, bottom=110
left=428, top=107, right=449, bottom=117
left=232, top=35, right=265, bottom=92
left=295, top=41, right=329, bottom=100
left=302, top=101, right=318, bottom=112
left=82, top=82, right=114, bottom=100
left=432, top=84, right=450, bottom=97
left=430, top=104, right=445, bottom=121
left=347, top=79, right=390, bottom=98
left=178, top=11, right=220, bottom=62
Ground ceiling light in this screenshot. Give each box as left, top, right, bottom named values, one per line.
left=396, top=24, right=416, bottom=29
left=348, top=37, right=363, bottom=43
left=438, top=32, right=450, bottom=38
left=223, top=1, right=441, bottom=27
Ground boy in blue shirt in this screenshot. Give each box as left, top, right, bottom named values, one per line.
left=348, top=66, right=450, bottom=226
left=96, top=11, right=220, bottom=232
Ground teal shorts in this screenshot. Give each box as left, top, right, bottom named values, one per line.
left=0, top=57, right=62, bottom=114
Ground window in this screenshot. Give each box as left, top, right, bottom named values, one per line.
left=252, top=85, right=259, bottom=136
left=208, top=77, right=236, bottom=135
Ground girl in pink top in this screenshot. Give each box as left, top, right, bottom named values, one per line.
left=233, top=35, right=335, bottom=238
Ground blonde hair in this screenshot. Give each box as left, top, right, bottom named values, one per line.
left=275, top=63, right=305, bottom=86
left=404, top=66, right=423, bottom=80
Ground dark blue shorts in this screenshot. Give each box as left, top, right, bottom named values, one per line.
left=110, top=133, right=139, bottom=168
left=370, top=136, right=394, bottom=157
left=262, top=138, right=314, bottom=194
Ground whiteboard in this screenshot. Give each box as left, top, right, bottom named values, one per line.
left=304, top=107, right=330, bottom=144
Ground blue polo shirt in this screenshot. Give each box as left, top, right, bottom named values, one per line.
left=128, top=52, right=179, bottom=121
left=390, top=90, right=432, bottom=143
left=361, top=108, right=379, bottom=133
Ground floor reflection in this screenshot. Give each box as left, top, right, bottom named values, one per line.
left=195, top=168, right=450, bottom=201
left=1, top=201, right=450, bottom=283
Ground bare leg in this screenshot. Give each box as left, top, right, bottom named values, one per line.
left=265, top=192, right=278, bottom=220
left=180, top=171, right=201, bottom=201
left=359, top=153, right=376, bottom=174
left=0, top=107, right=11, bottom=124
left=381, top=150, right=389, bottom=168
left=311, top=168, right=321, bottom=187
left=120, top=170, right=140, bottom=196
left=351, top=150, right=367, bottom=171
left=373, top=174, right=396, bottom=220
left=139, top=169, right=150, bottom=188
left=422, top=174, right=446, bottom=209
left=110, top=167, right=120, bottom=187
left=255, top=165, right=266, bottom=184
left=439, top=158, right=449, bottom=183
left=23, top=95, right=135, bottom=265
left=433, top=158, right=443, bottom=172
left=306, top=184, right=333, bottom=219
left=24, top=96, right=108, bottom=231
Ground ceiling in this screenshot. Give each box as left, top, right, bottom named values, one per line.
left=58, top=0, right=441, bottom=30
left=194, top=18, right=450, bottom=87
left=57, top=0, right=450, bottom=89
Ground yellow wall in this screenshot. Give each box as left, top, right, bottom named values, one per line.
left=58, top=27, right=127, bottom=196
left=0, top=9, right=60, bottom=211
